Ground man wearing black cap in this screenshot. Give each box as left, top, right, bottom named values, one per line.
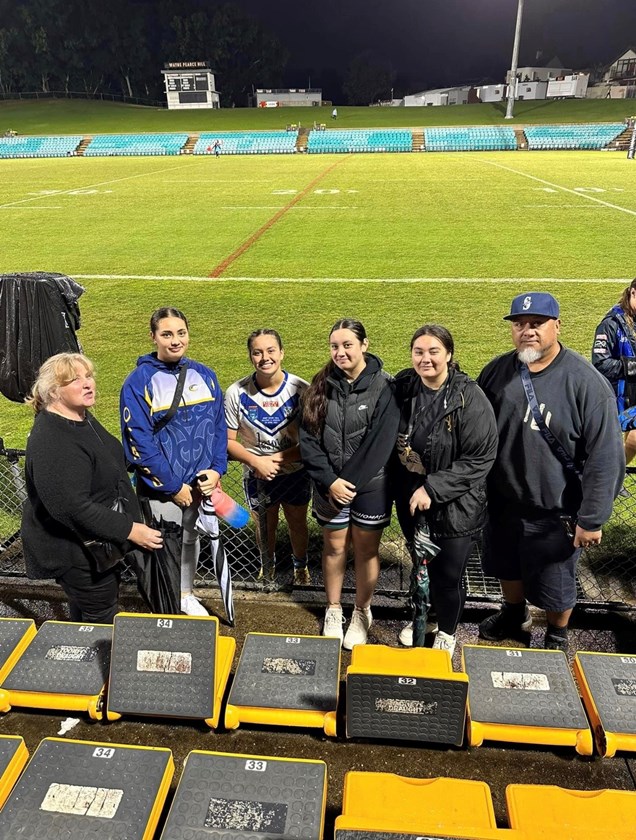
left=477, top=292, right=625, bottom=651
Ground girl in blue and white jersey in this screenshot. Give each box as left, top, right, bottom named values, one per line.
left=224, top=329, right=311, bottom=584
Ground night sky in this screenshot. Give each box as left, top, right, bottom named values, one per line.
left=231, top=0, right=636, bottom=93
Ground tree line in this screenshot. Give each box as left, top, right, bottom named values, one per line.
left=0, top=0, right=401, bottom=107
left=0, top=0, right=288, bottom=106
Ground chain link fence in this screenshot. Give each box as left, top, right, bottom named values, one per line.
left=2, top=442, right=635, bottom=608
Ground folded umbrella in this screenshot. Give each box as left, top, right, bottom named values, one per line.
left=195, top=496, right=235, bottom=626
left=410, top=514, right=441, bottom=647
left=128, top=516, right=181, bottom=616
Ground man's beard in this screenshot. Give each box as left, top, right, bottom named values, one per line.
left=517, top=347, right=543, bottom=364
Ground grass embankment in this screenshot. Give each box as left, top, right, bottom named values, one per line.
left=0, top=98, right=634, bottom=135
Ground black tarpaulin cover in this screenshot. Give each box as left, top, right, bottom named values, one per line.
left=0, top=272, right=84, bottom=402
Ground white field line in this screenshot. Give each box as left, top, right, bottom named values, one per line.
left=474, top=157, right=636, bottom=217
left=74, top=274, right=629, bottom=284
left=215, top=206, right=356, bottom=210
left=522, top=204, right=607, bottom=209
left=160, top=179, right=279, bottom=183
left=0, top=206, right=64, bottom=210
left=0, top=161, right=199, bottom=209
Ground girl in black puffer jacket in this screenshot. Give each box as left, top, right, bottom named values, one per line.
left=300, top=318, right=399, bottom=650
left=393, top=324, right=498, bottom=656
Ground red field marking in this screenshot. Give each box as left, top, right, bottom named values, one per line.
left=208, top=158, right=348, bottom=277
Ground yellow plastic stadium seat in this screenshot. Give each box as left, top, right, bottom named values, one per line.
left=225, top=632, right=340, bottom=735
left=574, top=650, right=636, bottom=757
left=162, top=750, right=327, bottom=840
left=506, top=784, right=636, bottom=839
left=0, top=620, right=111, bottom=719
left=106, top=612, right=234, bottom=728
left=0, top=735, right=29, bottom=809
left=345, top=643, right=468, bottom=745
left=335, top=771, right=516, bottom=839
left=0, top=737, right=173, bottom=840
left=462, top=645, right=593, bottom=754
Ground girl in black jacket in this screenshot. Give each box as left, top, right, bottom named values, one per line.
left=300, top=318, right=399, bottom=649
left=393, top=325, right=498, bottom=656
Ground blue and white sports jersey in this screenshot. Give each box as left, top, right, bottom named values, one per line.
left=225, top=371, right=308, bottom=474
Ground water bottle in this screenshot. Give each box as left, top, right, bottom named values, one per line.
left=210, top=487, right=250, bottom=529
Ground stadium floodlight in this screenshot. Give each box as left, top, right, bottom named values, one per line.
left=505, top=0, right=525, bottom=120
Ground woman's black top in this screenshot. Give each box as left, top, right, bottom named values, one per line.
left=21, top=410, right=139, bottom=578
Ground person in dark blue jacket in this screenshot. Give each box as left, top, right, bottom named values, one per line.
left=592, top=278, right=636, bottom=463
left=120, top=307, right=227, bottom=615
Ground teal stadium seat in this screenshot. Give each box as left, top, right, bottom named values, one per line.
left=306, top=128, right=411, bottom=154
left=0, top=136, right=82, bottom=159
left=423, top=126, right=516, bottom=152
left=83, top=133, right=188, bottom=156
left=194, top=131, right=297, bottom=155
left=524, top=123, right=624, bottom=151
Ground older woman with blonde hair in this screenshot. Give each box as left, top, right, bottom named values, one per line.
left=22, top=353, right=162, bottom=623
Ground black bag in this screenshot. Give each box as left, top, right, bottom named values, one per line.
left=82, top=497, right=126, bottom=573
left=128, top=516, right=181, bottom=615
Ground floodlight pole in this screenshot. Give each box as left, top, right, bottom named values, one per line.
left=505, top=0, right=525, bottom=120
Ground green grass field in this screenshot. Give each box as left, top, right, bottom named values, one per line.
left=1, top=97, right=635, bottom=135
left=2, top=134, right=636, bottom=448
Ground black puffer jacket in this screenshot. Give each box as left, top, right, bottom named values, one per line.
left=393, top=367, right=498, bottom=539
left=300, top=354, right=399, bottom=494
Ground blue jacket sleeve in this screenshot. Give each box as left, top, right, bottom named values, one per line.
left=120, top=371, right=182, bottom=495
left=592, top=316, right=623, bottom=385
left=209, top=372, right=228, bottom=476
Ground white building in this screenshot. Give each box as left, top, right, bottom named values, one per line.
left=587, top=48, right=636, bottom=99
left=547, top=73, right=589, bottom=99
left=514, top=80, right=548, bottom=100
left=506, top=56, right=571, bottom=84
left=604, top=48, right=636, bottom=83
left=403, top=86, right=470, bottom=107
left=254, top=89, right=322, bottom=107
left=476, top=84, right=506, bottom=103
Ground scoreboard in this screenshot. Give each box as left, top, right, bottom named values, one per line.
left=162, top=62, right=219, bottom=109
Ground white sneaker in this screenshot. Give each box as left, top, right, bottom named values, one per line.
left=398, top=619, right=439, bottom=647
left=180, top=593, right=210, bottom=617
left=432, top=630, right=456, bottom=658
left=323, top=606, right=344, bottom=643
left=343, top=607, right=372, bottom=650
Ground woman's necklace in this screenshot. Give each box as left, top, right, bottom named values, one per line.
left=86, top=414, right=104, bottom=445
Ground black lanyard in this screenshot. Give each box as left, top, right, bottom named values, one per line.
left=518, top=362, right=581, bottom=479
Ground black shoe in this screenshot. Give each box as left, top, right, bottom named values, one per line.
left=544, top=630, right=568, bottom=652
left=479, top=605, right=532, bottom=641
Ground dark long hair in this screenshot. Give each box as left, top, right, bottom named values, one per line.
left=150, top=307, right=189, bottom=334
left=618, top=279, right=636, bottom=333
left=411, top=324, right=460, bottom=372
left=302, top=318, right=367, bottom=435
left=247, top=328, right=283, bottom=353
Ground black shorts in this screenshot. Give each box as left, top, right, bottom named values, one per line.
left=312, top=471, right=391, bottom=531
left=482, top=509, right=581, bottom=612
left=243, top=469, right=311, bottom=511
